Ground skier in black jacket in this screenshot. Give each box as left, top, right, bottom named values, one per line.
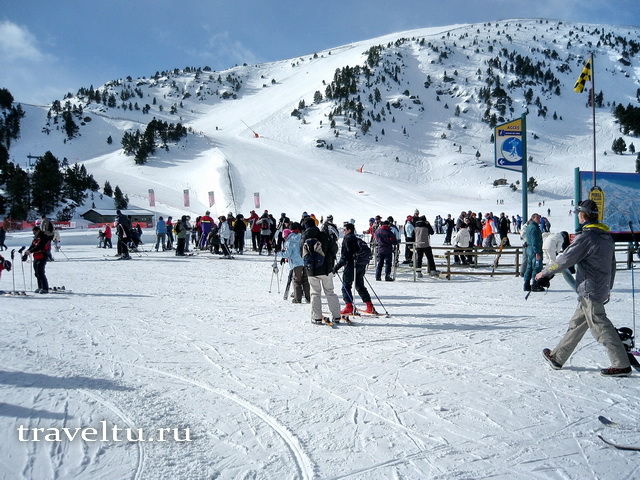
left=333, top=223, right=376, bottom=315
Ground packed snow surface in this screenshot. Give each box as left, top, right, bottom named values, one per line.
left=2, top=19, right=640, bottom=479
left=1, top=228, right=639, bottom=479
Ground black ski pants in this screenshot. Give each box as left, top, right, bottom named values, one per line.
left=341, top=263, right=371, bottom=304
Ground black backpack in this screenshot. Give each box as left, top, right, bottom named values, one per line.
left=302, top=237, right=325, bottom=274
left=354, top=237, right=373, bottom=266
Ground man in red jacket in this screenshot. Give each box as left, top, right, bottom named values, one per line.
left=23, top=226, right=51, bottom=294
left=246, top=210, right=261, bottom=251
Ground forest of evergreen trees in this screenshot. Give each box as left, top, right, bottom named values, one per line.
left=0, top=88, right=124, bottom=221
left=121, top=119, right=188, bottom=164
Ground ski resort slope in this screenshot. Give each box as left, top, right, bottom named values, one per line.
left=9, top=20, right=640, bottom=227
left=0, top=241, right=638, bottom=479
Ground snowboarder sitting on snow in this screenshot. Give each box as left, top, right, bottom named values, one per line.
left=333, top=223, right=377, bottom=315
left=537, top=200, right=631, bottom=377
left=23, top=226, right=51, bottom=294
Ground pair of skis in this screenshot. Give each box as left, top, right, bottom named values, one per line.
left=490, top=237, right=508, bottom=276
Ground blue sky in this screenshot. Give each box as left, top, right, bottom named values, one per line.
left=1, top=0, right=639, bottom=104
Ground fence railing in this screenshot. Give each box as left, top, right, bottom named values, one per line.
left=374, top=240, right=638, bottom=282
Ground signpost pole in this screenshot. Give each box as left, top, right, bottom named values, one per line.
left=521, top=114, right=528, bottom=223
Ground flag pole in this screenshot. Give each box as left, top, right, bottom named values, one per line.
left=590, top=53, right=596, bottom=187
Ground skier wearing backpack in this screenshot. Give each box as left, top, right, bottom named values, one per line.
left=320, top=215, right=340, bottom=243
left=333, top=223, right=377, bottom=315
left=301, top=218, right=340, bottom=323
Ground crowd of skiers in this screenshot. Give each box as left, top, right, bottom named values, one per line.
left=4, top=202, right=632, bottom=378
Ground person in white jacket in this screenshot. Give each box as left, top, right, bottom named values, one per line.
left=542, top=230, right=575, bottom=290
left=453, top=221, right=472, bottom=265
left=542, top=231, right=569, bottom=263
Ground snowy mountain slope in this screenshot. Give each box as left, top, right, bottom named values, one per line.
left=2, top=19, right=640, bottom=480
left=6, top=19, right=640, bottom=227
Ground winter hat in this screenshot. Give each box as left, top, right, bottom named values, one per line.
left=576, top=199, right=598, bottom=215
left=282, top=229, right=292, bottom=239
left=406, top=215, right=413, bottom=221
left=327, top=215, right=333, bottom=221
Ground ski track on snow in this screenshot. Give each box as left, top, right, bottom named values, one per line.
left=79, top=389, right=145, bottom=480
left=117, top=362, right=315, bottom=480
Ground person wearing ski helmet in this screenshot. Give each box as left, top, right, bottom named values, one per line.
left=537, top=200, right=631, bottom=377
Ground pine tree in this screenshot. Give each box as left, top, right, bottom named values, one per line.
left=31, top=151, right=64, bottom=215
left=103, top=180, right=113, bottom=197
left=113, top=186, right=128, bottom=209
left=4, top=163, right=30, bottom=219
left=61, top=111, right=79, bottom=139
left=611, top=137, right=627, bottom=154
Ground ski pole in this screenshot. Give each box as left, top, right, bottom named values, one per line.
left=363, top=274, right=390, bottom=317
left=57, top=247, right=70, bottom=260
left=10, top=249, right=15, bottom=293
left=269, top=251, right=280, bottom=294
left=18, top=247, right=26, bottom=292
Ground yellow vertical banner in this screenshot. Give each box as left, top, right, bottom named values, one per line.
left=588, top=186, right=605, bottom=222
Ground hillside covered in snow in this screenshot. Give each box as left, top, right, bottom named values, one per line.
left=4, top=19, right=640, bottom=226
